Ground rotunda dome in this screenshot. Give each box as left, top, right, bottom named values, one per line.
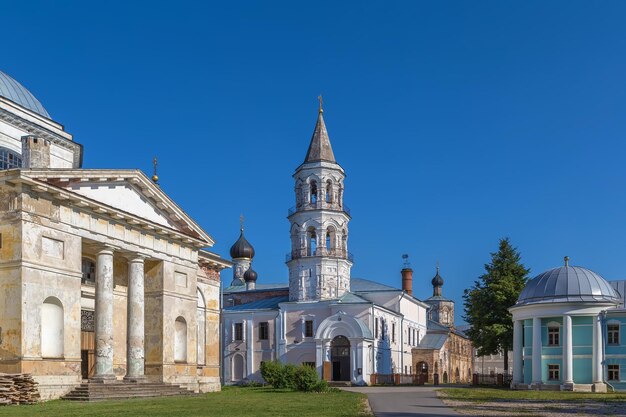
left=0, top=70, right=50, bottom=118
left=516, top=261, right=620, bottom=306
left=243, top=267, right=257, bottom=283
left=229, top=230, right=255, bottom=259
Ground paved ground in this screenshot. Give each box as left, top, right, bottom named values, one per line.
left=343, top=386, right=459, bottom=417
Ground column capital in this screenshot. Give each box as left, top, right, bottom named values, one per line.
left=126, top=253, right=147, bottom=263
left=95, top=245, right=116, bottom=256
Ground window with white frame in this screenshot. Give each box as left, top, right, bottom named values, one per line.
left=258, top=322, right=269, bottom=340
left=305, top=320, right=314, bottom=338
left=608, top=324, right=620, bottom=345
left=608, top=364, right=620, bottom=381
left=548, top=326, right=560, bottom=346
left=234, top=322, right=243, bottom=341
left=548, top=364, right=560, bottom=381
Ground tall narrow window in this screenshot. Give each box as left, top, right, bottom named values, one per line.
left=608, top=364, right=620, bottom=381
left=325, top=180, right=332, bottom=203
left=259, top=322, right=269, bottom=340
left=305, top=320, right=314, bottom=338
left=310, top=181, right=318, bottom=204
left=392, top=323, right=396, bottom=343
left=308, top=228, right=317, bottom=256
left=326, top=232, right=331, bottom=251
left=234, top=323, right=243, bottom=341
left=41, top=297, right=64, bottom=358
left=81, top=258, right=95, bottom=284
left=375, top=318, right=379, bottom=339
left=548, top=326, right=560, bottom=346
left=608, top=324, right=620, bottom=345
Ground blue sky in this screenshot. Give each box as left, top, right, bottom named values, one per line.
left=4, top=1, right=626, bottom=323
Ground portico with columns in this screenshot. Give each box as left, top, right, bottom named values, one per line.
left=0, top=168, right=230, bottom=399
left=510, top=258, right=621, bottom=392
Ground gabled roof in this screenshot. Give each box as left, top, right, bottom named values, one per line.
left=336, top=292, right=370, bottom=304
left=224, top=296, right=289, bottom=312
left=415, top=333, right=448, bottom=350
left=5, top=169, right=214, bottom=246
left=304, top=110, right=335, bottom=163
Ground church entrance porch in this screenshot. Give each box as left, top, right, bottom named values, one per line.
left=331, top=336, right=351, bottom=381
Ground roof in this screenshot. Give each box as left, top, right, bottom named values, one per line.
left=425, top=295, right=452, bottom=302
left=609, top=280, right=626, bottom=308
left=415, top=333, right=448, bottom=350
left=304, top=110, right=335, bottom=163
left=337, top=292, right=370, bottom=304
left=351, top=278, right=398, bottom=292
left=427, top=319, right=451, bottom=332
left=222, top=283, right=288, bottom=293
left=224, top=295, right=289, bottom=311
left=229, top=229, right=255, bottom=259
left=432, top=267, right=444, bottom=287
left=516, top=265, right=621, bottom=307
left=0, top=70, right=50, bottom=118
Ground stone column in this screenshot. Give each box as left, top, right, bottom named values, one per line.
left=563, top=315, right=574, bottom=386
left=512, top=320, right=524, bottom=384
left=124, top=255, right=145, bottom=382
left=592, top=314, right=604, bottom=388
left=92, top=247, right=116, bottom=382
left=531, top=317, right=542, bottom=385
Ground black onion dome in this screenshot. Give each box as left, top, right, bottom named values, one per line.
left=243, top=267, right=258, bottom=282
left=432, top=268, right=444, bottom=287
left=230, top=230, right=255, bottom=259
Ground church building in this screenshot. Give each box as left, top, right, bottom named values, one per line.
left=222, top=102, right=431, bottom=385
left=0, top=70, right=230, bottom=399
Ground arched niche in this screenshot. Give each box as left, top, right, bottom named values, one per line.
left=41, top=297, right=64, bottom=358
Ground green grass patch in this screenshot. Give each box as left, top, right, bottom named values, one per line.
left=439, top=387, right=626, bottom=403
left=0, top=386, right=371, bottom=417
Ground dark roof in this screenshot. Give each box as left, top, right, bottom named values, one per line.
left=431, top=267, right=444, bottom=287
left=229, top=229, right=255, bottom=259
left=609, top=280, right=626, bottom=308
left=304, top=110, right=335, bottom=163
left=224, top=296, right=289, bottom=311
left=415, top=333, right=448, bottom=350
left=516, top=265, right=620, bottom=306
left=0, top=70, right=50, bottom=118
left=244, top=267, right=257, bottom=282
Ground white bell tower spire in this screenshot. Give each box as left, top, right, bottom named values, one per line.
left=287, top=98, right=352, bottom=301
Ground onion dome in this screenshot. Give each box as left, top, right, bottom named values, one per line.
left=229, top=229, right=255, bottom=259
left=432, top=266, right=444, bottom=287
left=244, top=267, right=258, bottom=283
left=516, top=257, right=620, bottom=306
left=0, top=70, right=50, bottom=118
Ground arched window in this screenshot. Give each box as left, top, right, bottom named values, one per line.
left=307, top=228, right=317, bottom=256
left=310, top=181, right=318, bottom=204
left=0, top=147, right=22, bottom=170
left=41, top=297, right=64, bottom=358
left=325, top=180, right=332, bottom=203
left=174, top=316, right=187, bottom=363
left=197, top=290, right=206, bottom=366
left=325, top=232, right=331, bottom=252
left=81, top=258, right=95, bottom=284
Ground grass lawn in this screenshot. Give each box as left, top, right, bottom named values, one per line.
left=439, top=386, right=626, bottom=403
left=0, top=387, right=371, bottom=417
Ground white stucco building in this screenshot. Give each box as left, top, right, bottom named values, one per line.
left=222, top=103, right=429, bottom=385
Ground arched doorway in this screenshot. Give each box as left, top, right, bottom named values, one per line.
left=443, top=371, right=448, bottom=383
left=330, top=336, right=350, bottom=381
left=416, top=361, right=428, bottom=377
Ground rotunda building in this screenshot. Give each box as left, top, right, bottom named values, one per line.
left=509, top=257, right=621, bottom=391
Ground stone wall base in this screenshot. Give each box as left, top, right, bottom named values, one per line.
left=198, top=377, right=221, bottom=393
left=32, top=375, right=81, bottom=400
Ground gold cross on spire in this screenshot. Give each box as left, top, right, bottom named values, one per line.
left=152, top=157, right=159, bottom=184
left=318, top=95, right=323, bottom=113
left=240, top=214, right=245, bottom=232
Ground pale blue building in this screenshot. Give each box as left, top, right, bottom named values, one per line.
left=510, top=257, right=626, bottom=391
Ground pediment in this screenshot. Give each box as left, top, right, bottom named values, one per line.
left=23, top=169, right=213, bottom=245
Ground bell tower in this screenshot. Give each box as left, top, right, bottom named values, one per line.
left=286, top=98, right=352, bottom=301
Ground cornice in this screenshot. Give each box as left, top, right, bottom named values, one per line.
left=0, top=107, right=82, bottom=168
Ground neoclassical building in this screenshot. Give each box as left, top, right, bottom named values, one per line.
left=0, top=70, right=230, bottom=399
left=222, top=103, right=429, bottom=385
left=510, top=257, right=626, bottom=391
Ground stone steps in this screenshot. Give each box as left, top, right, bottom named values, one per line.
left=62, top=382, right=195, bottom=402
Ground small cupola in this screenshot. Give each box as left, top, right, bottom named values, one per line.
left=432, top=265, right=444, bottom=296
left=229, top=228, right=255, bottom=260
left=244, top=267, right=258, bottom=291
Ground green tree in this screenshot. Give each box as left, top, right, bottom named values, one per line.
left=463, top=238, right=530, bottom=373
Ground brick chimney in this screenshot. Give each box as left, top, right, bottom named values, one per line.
left=401, top=267, right=413, bottom=295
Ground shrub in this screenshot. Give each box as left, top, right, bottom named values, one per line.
left=293, top=364, right=319, bottom=392
left=260, top=361, right=284, bottom=387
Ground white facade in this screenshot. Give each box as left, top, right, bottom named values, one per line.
left=222, top=105, right=429, bottom=386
